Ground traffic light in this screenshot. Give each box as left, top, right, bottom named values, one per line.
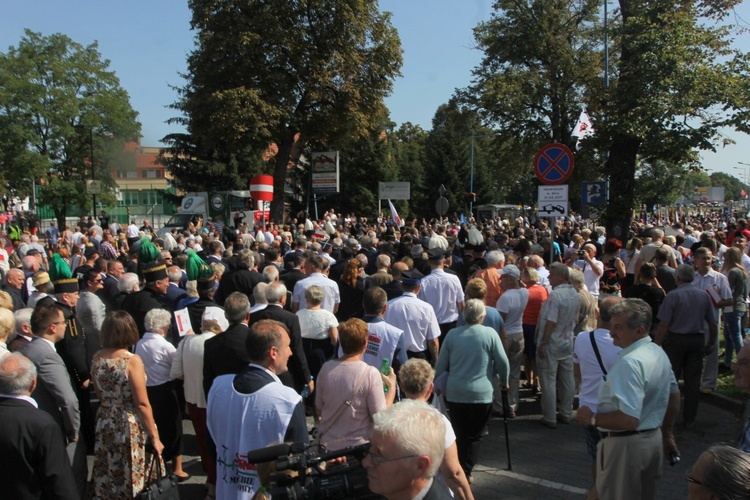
left=465, top=192, right=476, bottom=202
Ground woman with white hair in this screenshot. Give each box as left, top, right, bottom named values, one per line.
left=135, top=308, right=189, bottom=481
left=0, top=308, right=14, bottom=358
left=435, top=299, right=509, bottom=482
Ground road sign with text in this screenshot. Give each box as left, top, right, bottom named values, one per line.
left=537, top=185, right=569, bottom=217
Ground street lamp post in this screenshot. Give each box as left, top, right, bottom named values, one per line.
left=738, top=162, right=750, bottom=210
left=88, top=127, right=96, bottom=218
left=470, top=132, right=503, bottom=217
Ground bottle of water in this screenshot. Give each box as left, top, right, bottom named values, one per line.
left=380, top=358, right=390, bottom=393
left=301, top=376, right=313, bottom=398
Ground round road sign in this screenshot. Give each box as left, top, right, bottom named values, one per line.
left=534, top=143, right=574, bottom=185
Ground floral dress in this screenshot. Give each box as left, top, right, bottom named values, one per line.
left=90, top=352, right=160, bottom=499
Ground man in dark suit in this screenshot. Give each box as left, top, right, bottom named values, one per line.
left=382, top=261, right=407, bottom=301
left=3, top=268, right=26, bottom=311
left=161, top=265, right=187, bottom=311
left=363, top=400, right=452, bottom=500
left=0, top=353, right=79, bottom=500
left=121, top=260, right=170, bottom=337
left=8, top=307, right=33, bottom=352
left=99, top=259, right=124, bottom=310
left=203, top=291, right=253, bottom=399
left=248, top=282, right=312, bottom=394
left=280, top=252, right=307, bottom=299
left=19, top=303, right=87, bottom=499
left=215, top=249, right=264, bottom=306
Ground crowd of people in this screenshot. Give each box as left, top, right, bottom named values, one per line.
left=0, top=207, right=749, bottom=499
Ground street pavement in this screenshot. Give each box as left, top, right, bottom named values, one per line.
left=109, top=386, right=744, bottom=500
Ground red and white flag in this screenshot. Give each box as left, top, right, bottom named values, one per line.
left=571, top=110, right=594, bottom=150
left=388, top=199, right=402, bottom=227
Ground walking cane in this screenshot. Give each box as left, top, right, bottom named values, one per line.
left=501, top=388, right=512, bottom=470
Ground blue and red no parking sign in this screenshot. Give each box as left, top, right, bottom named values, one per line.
left=534, top=143, right=574, bottom=185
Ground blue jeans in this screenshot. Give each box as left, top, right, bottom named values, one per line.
left=723, top=311, right=745, bottom=367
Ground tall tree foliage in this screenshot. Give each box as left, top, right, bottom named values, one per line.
left=0, top=30, right=140, bottom=226
left=390, top=122, right=429, bottom=218
left=602, top=0, right=750, bottom=239
left=165, top=0, right=403, bottom=221
left=465, top=0, right=603, bottom=147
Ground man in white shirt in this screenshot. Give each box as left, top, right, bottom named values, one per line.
left=418, top=248, right=465, bottom=342
left=536, top=263, right=581, bottom=428
left=691, top=248, right=732, bottom=393
left=570, top=244, right=603, bottom=297
left=385, top=270, right=442, bottom=365
left=573, top=296, right=622, bottom=498
left=207, top=320, right=308, bottom=500
left=292, top=254, right=340, bottom=313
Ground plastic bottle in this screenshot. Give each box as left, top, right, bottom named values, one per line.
left=301, top=376, right=313, bottom=398
left=380, top=358, right=390, bottom=393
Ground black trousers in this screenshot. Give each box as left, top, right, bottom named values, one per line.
left=663, top=333, right=704, bottom=424
left=446, top=401, right=492, bottom=476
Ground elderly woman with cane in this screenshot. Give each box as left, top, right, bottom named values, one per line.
left=435, top=299, right=509, bottom=482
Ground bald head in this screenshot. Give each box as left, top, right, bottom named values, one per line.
left=391, top=261, right=409, bottom=281
left=599, top=295, right=623, bottom=326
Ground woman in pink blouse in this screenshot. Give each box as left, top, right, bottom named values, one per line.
left=315, top=318, right=396, bottom=451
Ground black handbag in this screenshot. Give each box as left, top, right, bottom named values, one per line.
left=136, top=454, right=181, bottom=500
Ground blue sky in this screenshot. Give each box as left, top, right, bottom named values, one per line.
left=2, top=0, right=749, bottom=180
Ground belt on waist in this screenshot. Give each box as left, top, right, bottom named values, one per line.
left=600, top=428, right=658, bottom=439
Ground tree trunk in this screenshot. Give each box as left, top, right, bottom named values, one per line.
left=605, top=133, right=640, bottom=244
left=55, top=208, right=66, bottom=232
left=270, top=132, right=296, bottom=224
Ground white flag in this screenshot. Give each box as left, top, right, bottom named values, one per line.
left=571, top=110, right=594, bottom=150
left=388, top=199, right=403, bottom=227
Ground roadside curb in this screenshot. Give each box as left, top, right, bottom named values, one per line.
left=704, top=391, right=746, bottom=415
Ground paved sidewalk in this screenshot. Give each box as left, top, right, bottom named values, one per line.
left=136, top=386, right=744, bottom=500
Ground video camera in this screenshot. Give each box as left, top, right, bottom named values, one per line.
left=246, top=441, right=381, bottom=500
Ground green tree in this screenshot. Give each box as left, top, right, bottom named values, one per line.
left=465, top=0, right=603, bottom=151
left=633, top=160, right=690, bottom=208
left=165, top=0, right=403, bottom=221
left=601, top=0, right=750, bottom=239
left=0, top=30, right=140, bottom=226
left=709, top=172, right=745, bottom=202
left=390, top=122, right=429, bottom=218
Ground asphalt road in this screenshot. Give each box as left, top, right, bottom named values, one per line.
left=90, top=386, right=744, bottom=499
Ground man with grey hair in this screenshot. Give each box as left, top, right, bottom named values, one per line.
left=249, top=282, right=269, bottom=314
left=8, top=307, right=33, bottom=352
left=536, top=262, right=580, bottom=428
left=3, top=268, right=26, bottom=311
left=363, top=399, right=452, bottom=500
left=0, top=353, right=79, bottom=499
left=655, top=264, right=718, bottom=426
left=366, top=253, right=393, bottom=288
left=470, top=250, right=504, bottom=308
left=162, top=265, right=187, bottom=311
left=203, top=292, right=252, bottom=398
left=686, top=445, right=750, bottom=499
left=577, top=298, right=680, bottom=500
left=215, top=248, right=264, bottom=306
left=249, top=281, right=312, bottom=394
